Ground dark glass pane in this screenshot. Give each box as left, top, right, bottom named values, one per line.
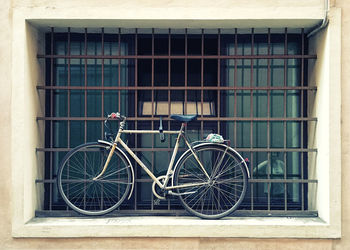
left=70, top=59, right=84, bottom=86
left=253, top=122, right=267, bottom=148
left=137, top=34, right=152, bottom=55
left=154, top=59, right=168, bottom=86
left=138, top=59, right=152, bottom=86
left=170, top=34, right=185, bottom=55
left=53, top=121, right=67, bottom=148
left=204, top=59, right=217, bottom=86
left=270, top=90, right=284, bottom=117
left=87, top=90, right=101, bottom=117
left=55, top=58, right=68, bottom=86
left=87, top=121, right=102, bottom=142
left=53, top=90, right=68, bottom=117
left=271, top=59, right=284, bottom=86
left=187, top=59, right=201, bottom=86
left=87, top=59, right=102, bottom=86
left=237, top=59, right=251, bottom=87
left=70, top=90, right=84, bottom=117
left=254, top=59, right=268, bottom=87
left=236, top=121, right=251, bottom=148
left=270, top=122, right=284, bottom=148
left=204, top=34, right=218, bottom=55
left=187, top=35, right=201, bottom=55
left=154, top=34, right=169, bottom=55
left=237, top=90, right=251, bottom=117
left=220, top=90, right=235, bottom=117
left=104, top=90, right=118, bottom=114
left=253, top=90, right=267, bottom=117
left=220, top=59, right=235, bottom=87
left=69, top=121, right=84, bottom=147
left=104, top=59, right=118, bottom=86
left=171, top=59, right=185, bottom=86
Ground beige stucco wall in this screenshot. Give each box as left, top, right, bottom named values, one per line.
left=1, top=0, right=349, bottom=249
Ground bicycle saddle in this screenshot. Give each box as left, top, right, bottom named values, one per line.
left=170, top=114, right=197, bottom=122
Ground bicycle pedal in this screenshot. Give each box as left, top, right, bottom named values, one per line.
left=168, top=190, right=197, bottom=196
left=154, top=199, right=161, bottom=205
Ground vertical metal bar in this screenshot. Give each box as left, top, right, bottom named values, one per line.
left=101, top=28, right=105, bottom=138
left=118, top=28, right=121, bottom=112
left=101, top=28, right=105, bottom=115
left=67, top=27, right=71, bottom=151
left=151, top=28, right=155, bottom=210
left=134, top=29, right=138, bottom=211
left=266, top=28, right=271, bottom=211
left=234, top=28, right=238, bottom=148
left=168, top=29, right=171, bottom=116
left=201, top=29, right=204, bottom=120
left=217, top=29, right=221, bottom=133
left=168, top=28, right=172, bottom=210
left=135, top=29, right=138, bottom=118
left=184, top=28, right=188, bottom=115
left=301, top=28, right=305, bottom=211
left=84, top=28, right=88, bottom=143
left=152, top=28, right=155, bottom=117
left=284, top=28, right=288, bottom=210
left=49, top=27, right=54, bottom=211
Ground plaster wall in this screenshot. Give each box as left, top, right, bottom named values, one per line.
left=0, top=0, right=348, bottom=249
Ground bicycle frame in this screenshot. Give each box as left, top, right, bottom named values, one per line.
left=94, top=120, right=210, bottom=192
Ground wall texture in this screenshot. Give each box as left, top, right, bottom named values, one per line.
left=1, top=0, right=349, bottom=249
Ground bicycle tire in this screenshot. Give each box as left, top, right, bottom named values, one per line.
left=57, top=142, right=132, bottom=216
left=173, top=143, right=248, bottom=219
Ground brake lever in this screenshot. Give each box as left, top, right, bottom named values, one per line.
left=159, top=117, right=165, bottom=143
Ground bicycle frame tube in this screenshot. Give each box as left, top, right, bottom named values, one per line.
left=94, top=121, right=210, bottom=190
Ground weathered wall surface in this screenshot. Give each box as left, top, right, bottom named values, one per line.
left=1, top=0, right=349, bottom=249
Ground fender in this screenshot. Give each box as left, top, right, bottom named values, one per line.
left=98, top=140, right=135, bottom=200
left=172, top=142, right=250, bottom=185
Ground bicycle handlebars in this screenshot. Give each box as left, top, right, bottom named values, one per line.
left=108, top=112, right=126, bottom=121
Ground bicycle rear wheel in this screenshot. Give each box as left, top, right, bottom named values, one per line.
left=57, top=142, right=132, bottom=216
left=173, top=144, right=248, bottom=219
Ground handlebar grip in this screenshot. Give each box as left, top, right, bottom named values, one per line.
left=108, top=112, right=126, bottom=120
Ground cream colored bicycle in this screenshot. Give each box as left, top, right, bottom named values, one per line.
left=57, top=112, right=250, bottom=219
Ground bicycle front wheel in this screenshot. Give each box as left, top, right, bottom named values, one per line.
left=57, top=142, right=132, bottom=216
left=174, top=144, right=248, bottom=219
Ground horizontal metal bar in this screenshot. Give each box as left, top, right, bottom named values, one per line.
left=36, top=147, right=317, bottom=153
left=37, top=54, right=317, bottom=60
left=35, top=209, right=318, bottom=218
left=36, top=116, right=318, bottom=122
left=248, top=179, right=317, bottom=183
left=37, top=85, right=318, bottom=91
left=122, top=129, right=180, bottom=134
left=36, top=147, right=187, bottom=152
left=36, top=178, right=318, bottom=184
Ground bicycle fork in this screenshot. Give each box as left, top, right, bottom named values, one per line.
left=93, top=124, right=124, bottom=180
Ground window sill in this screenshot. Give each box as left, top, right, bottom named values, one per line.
left=13, top=216, right=339, bottom=238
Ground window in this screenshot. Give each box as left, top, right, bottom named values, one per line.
left=36, top=27, right=317, bottom=217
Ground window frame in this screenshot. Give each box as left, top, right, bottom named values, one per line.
left=11, top=8, right=341, bottom=238
left=37, top=28, right=317, bottom=217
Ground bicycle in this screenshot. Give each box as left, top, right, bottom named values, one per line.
left=57, top=112, right=250, bottom=219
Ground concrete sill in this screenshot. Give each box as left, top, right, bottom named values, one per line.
left=12, top=216, right=340, bottom=238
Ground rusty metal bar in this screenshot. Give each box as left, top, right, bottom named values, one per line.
left=37, top=85, right=317, bottom=91
left=84, top=28, right=88, bottom=143
left=37, top=116, right=318, bottom=122
left=201, top=29, right=204, bottom=119
left=37, top=147, right=317, bottom=153
left=184, top=29, right=188, bottom=115
left=49, top=27, right=54, bottom=211
left=38, top=54, right=317, bottom=60
left=217, top=29, right=221, bottom=133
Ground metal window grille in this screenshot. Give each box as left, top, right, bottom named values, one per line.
left=36, top=27, right=318, bottom=217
